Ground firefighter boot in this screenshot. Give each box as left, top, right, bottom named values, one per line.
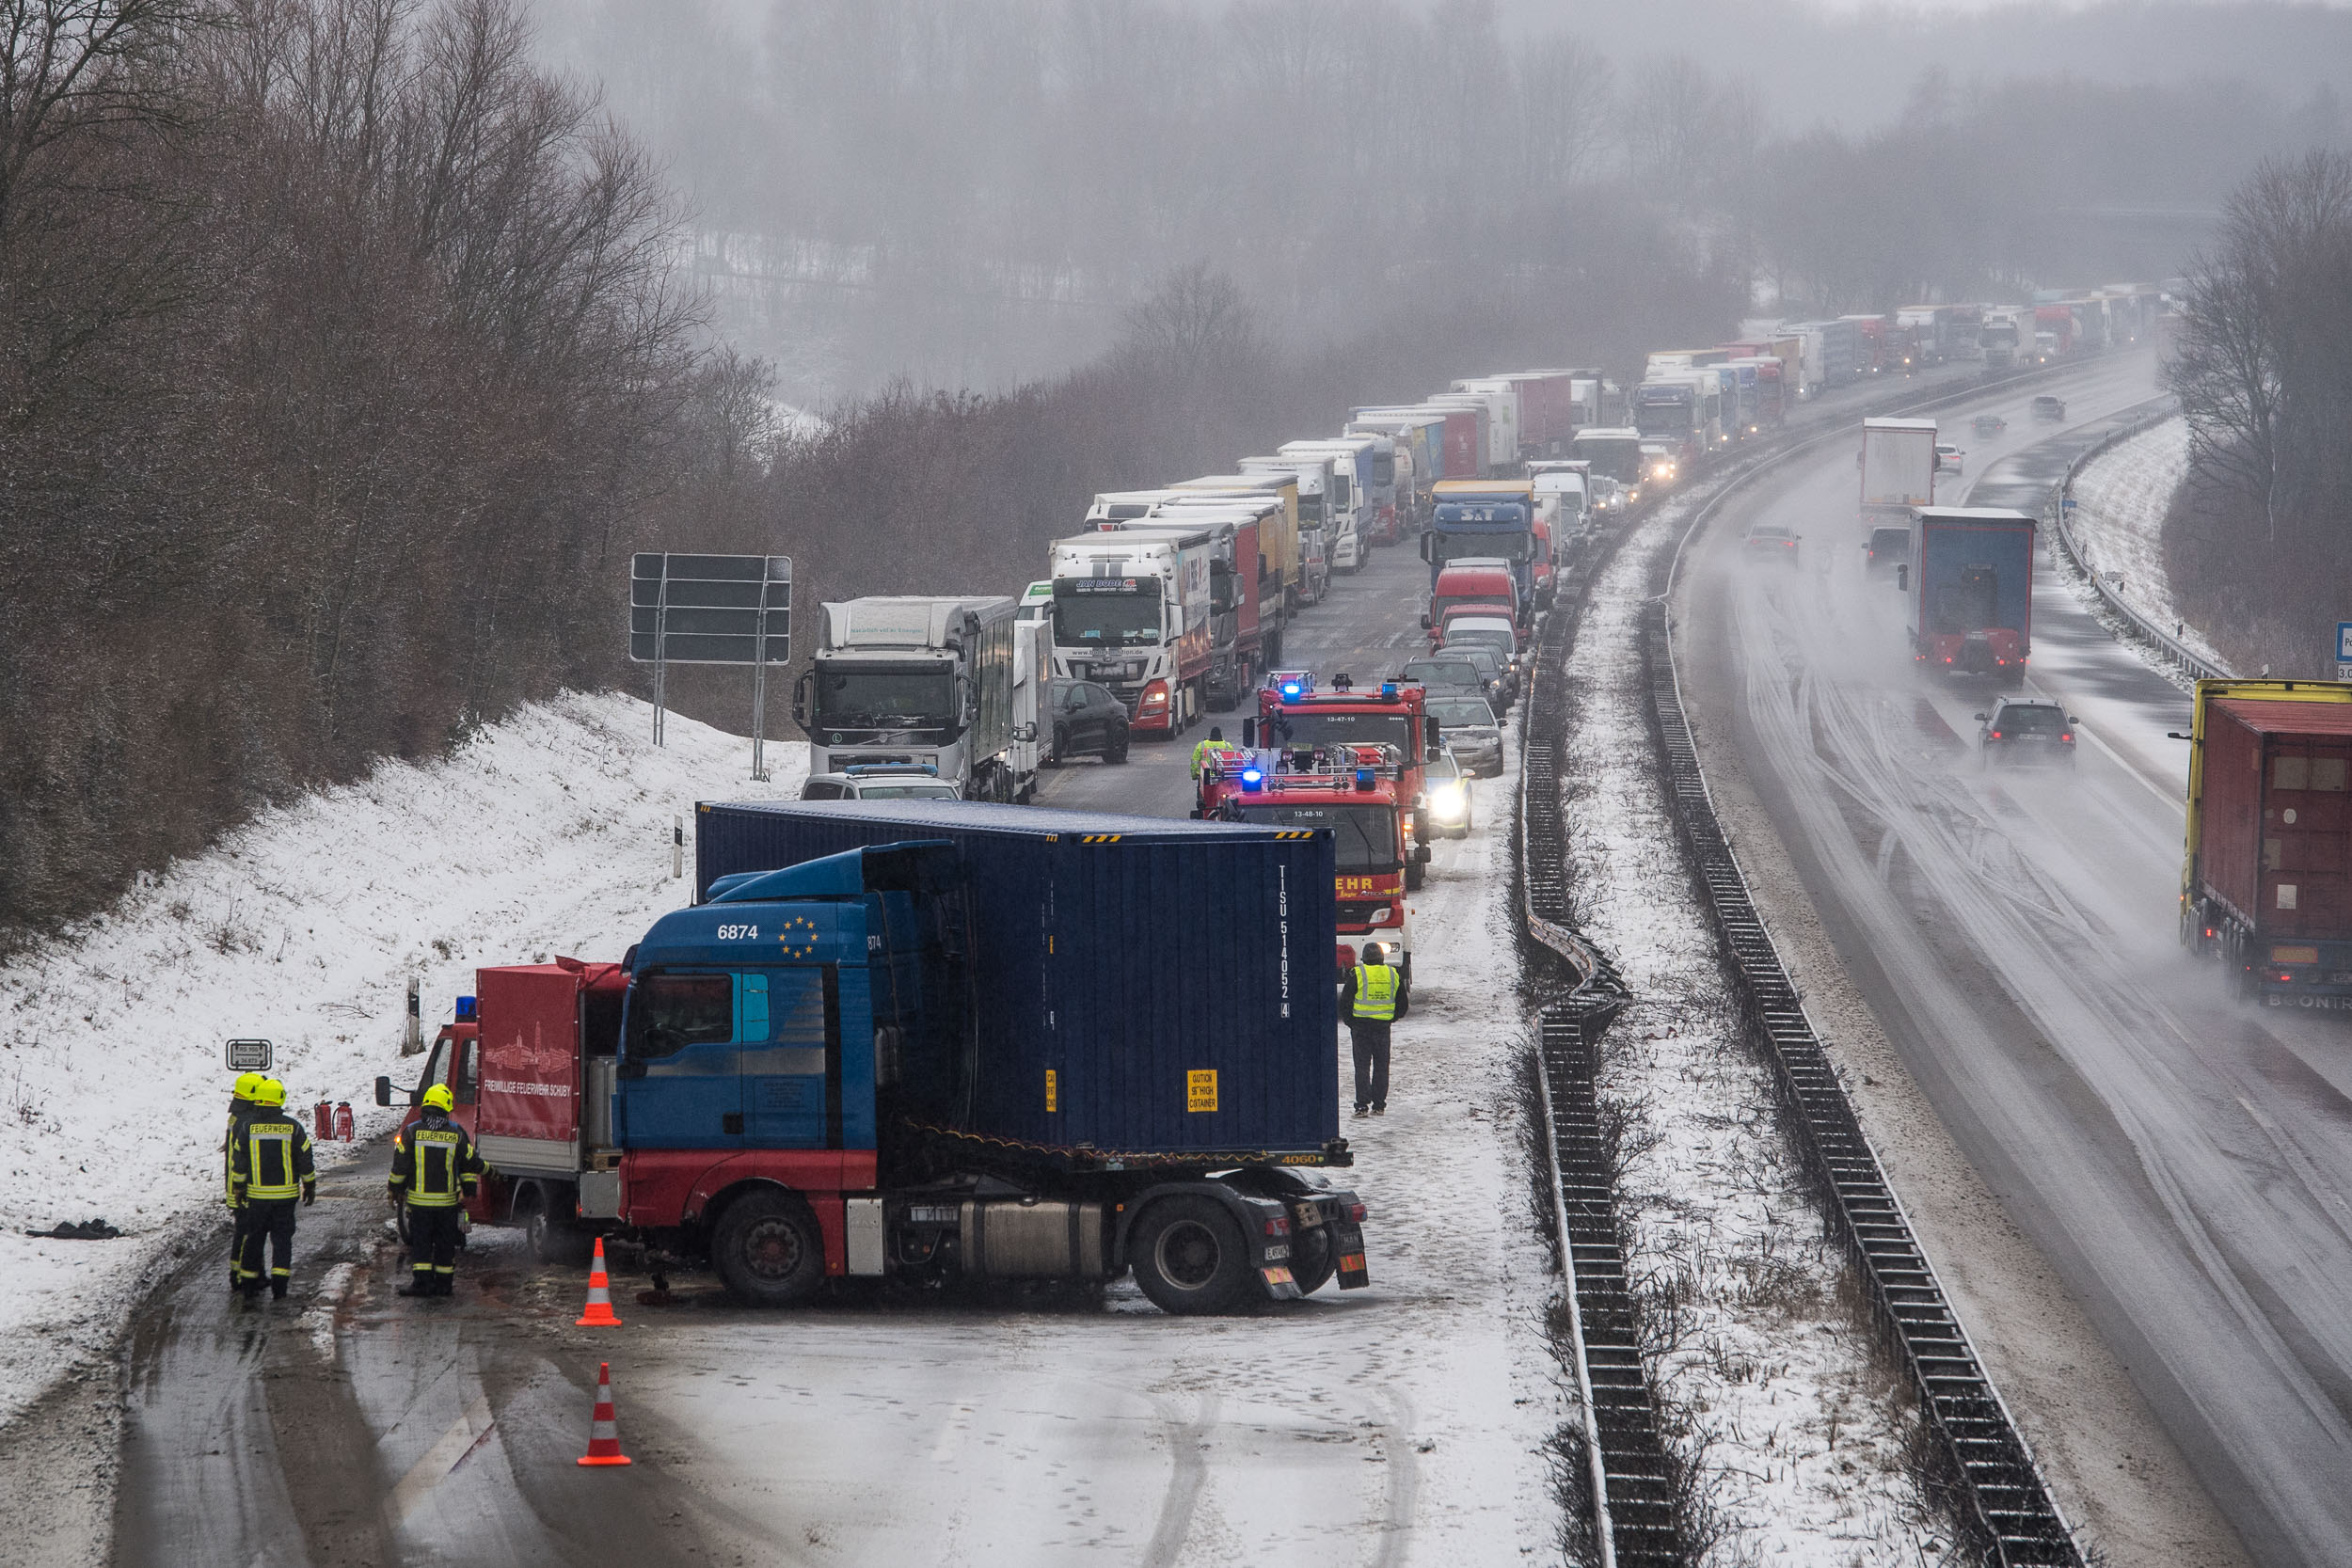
left=398, top=1267, right=436, bottom=1299
left=270, top=1275, right=290, bottom=1302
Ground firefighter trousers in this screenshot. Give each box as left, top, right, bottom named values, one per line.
left=1348, top=1020, right=1391, bottom=1110
left=405, top=1203, right=463, bottom=1291
left=233, top=1198, right=299, bottom=1295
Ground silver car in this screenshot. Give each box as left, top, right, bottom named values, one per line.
left=1425, top=694, right=1503, bottom=777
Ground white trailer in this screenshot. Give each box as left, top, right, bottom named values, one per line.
left=1859, top=417, right=1938, bottom=529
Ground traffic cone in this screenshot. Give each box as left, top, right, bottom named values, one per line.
left=576, top=1361, right=632, bottom=1467
left=575, top=1236, right=623, bottom=1327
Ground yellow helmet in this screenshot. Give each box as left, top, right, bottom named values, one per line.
left=421, top=1084, right=455, bottom=1114
left=250, top=1078, right=287, bottom=1108
left=232, top=1070, right=264, bottom=1101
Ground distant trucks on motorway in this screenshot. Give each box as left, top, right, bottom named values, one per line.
left=379, top=802, right=1373, bottom=1315
left=2181, top=680, right=2352, bottom=1010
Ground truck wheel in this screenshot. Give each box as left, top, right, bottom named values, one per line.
left=711, top=1190, right=825, bottom=1307
left=526, top=1196, right=595, bottom=1268
left=1130, top=1196, right=1252, bottom=1316
left=1288, top=1225, right=1338, bottom=1295
left=1396, top=954, right=1413, bottom=1019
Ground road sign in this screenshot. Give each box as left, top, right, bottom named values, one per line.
left=628, top=553, right=793, bottom=774
left=225, top=1038, right=274, bottom=1072
left=2337, top=621, right=2352, bottom=682
left=629, top=554, right=790, bottom=667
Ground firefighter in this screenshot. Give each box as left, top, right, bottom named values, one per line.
left=1338, top=942, right=1400, bottom=1117
left=388, top=1084, right=484, bottom=1299
left=221, top=1070, right=264, bottom=1291
left=1189, top=725, right=1236, bottom=781
left=226, top=1078, right=315, bottom=1304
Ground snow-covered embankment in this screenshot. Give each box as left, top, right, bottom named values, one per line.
left=0, top=693, right=800, bottom=1430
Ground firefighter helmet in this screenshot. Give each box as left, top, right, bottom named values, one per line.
left=421, top=1084, right=455, bottom=1114
left=251, top=1078, right=287, bottom=1107
left=232, top=1070, right=264, bottom=1101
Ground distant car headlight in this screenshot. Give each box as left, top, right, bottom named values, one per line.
left=1430, top=782, right=1469, bottom=823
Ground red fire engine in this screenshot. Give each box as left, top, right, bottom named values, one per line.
left=1241, top=673, right=1438, bottom=890
left=1198, top=741, right=1416, bottom=1013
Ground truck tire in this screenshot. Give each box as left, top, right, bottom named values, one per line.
left=711, top=1190, right=826, bottom=1307
left=525, top=1193, right=595, bottom=1268
left=1130, top=1196, right=1252, bottom=1316
left=1288, top=1225, right=1338, bottom=1295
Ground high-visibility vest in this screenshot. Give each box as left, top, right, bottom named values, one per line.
left=1351, top=963, right=1399, bottom=1022
left=1190, top=739, right=1233, bottom=779
left=231, top=1117, right=314, bottom=1202
left=390, top=1122, right=483, bottom=1208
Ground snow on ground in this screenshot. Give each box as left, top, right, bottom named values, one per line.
left=2061, top=417, right=2226, bottom=669
left=1554, top=503, right=1951, bottom=1562
left=0, top=692, right=800, bottom=1431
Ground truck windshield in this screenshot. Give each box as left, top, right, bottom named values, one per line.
left=1633, top=404, right=1692, bottom=438
left=1053, top=583, right=1162, bottom=647
left=1573, top=440, right=1644, bottom=483
left=1233, top=801, right=1400, bottom=875
left=816, top=666, right=955, bottom=729
left=1264, top=709, right=1417, bottom=755
left=1429, top=531, right=1528, bottom=564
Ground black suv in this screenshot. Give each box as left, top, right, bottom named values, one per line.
left=2030, top=395, right=2066, bottom=422
left=1048, top=679, right=1131, bottom=764
left=1975, top=697, right=2077, bottom=768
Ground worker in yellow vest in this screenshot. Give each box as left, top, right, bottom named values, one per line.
left=1189, top=726, right=1237, bottom=781
left=1337, top=942, right=1400, bottom=1117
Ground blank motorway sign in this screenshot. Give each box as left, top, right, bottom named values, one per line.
left=630, top=554, right=791, bottom=666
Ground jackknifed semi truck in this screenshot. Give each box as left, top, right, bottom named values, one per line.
left=2181, top=680, right=2352, bottom=1009
left=378, top=801, right=1371, bottom=1315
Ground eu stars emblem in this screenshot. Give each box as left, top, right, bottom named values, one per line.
left=777, top=916, right=820, bottom=959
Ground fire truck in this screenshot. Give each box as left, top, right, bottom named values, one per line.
left=1237, top=673, right=1438, bottom=888
left=1197, top=742, right=1416, bottom=1016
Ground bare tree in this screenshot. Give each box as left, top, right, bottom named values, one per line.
left=1118, top=261, right=1263, bottom=380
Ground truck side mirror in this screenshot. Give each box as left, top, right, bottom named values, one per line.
left=373, top=1075, right=392, bottom=1108
left=1242, top=719, right=1257, bottom=747
left=792, top=669, right=812, bottom=729
left=1895, top=564, right=1909, bottom=591
left=1418, top=536, right=1432, bottom=563
left=1419, top=612, right=1431, bottom=629
left=1424, top=716, right=1441, bottom=747
left=1012, top=722, right=1037, bottom=743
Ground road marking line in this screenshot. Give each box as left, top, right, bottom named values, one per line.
left=388, top=1394, right=494, bottom=1524
left=298, top=1261, right=359, bottom=1362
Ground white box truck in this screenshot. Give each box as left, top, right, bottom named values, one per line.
left=794, top=596, right=1036, bottom=802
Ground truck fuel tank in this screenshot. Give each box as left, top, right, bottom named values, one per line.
left=959, top=1198, right=1109, bottom=1278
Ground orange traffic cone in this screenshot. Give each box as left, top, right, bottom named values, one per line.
left=576, top=1361, right=632, bottom=1467
left=575, top=1236, right=623, bottom=1327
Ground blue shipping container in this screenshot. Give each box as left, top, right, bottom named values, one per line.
left=693, top=800, right=1341, bottom=1158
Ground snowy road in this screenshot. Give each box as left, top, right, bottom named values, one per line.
left=105, top=536, right=1566, bottom=1568
left=1677, top=354, right=2352, bottom=1567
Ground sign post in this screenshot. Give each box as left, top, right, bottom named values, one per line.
left=630, top=554, right=792, bottom=776
left=2336, top=621, right=2352, bottom=683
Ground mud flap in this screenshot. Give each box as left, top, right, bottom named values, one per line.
left=1330, top=1214, right=1370, bottom=1290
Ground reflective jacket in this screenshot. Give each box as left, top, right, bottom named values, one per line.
left=221, top=1100, right=255, bottom=1206
left=1189, top=739, right=1236, bottom=780
left=389, top=1117, right=485, bottom=1209
left=229, top=1115, right=316, bottom=1205
left=1346, top=963, right=1399, bottom=1022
